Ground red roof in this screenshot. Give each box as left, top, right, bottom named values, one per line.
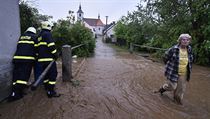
left=83, top=18, right=104, bottom=26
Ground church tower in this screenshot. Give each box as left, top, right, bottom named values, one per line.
left=77, top=4, right=84, bottom=21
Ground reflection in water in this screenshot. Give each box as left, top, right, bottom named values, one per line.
left=94, top=37, right=116, bottom=59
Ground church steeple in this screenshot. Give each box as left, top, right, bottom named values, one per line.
left=77, top=4, right=84, bottom=21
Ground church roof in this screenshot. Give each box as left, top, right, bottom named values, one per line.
left=83, top=18, right=104, bottom=26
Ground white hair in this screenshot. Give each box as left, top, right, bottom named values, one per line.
left=178, top=34, right=191, bottom=41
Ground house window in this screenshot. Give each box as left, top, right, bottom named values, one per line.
left=79, top=14, right=81, bottom=17
left=93, top=28, right=95, bottom=31
left=98, top=28, right=100, bottom=31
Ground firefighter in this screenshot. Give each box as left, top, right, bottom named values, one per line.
left=8, top=27, right=38, bottom=102
left=37, top=21, right=60, bottom=98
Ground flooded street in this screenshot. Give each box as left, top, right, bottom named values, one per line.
left=0, top=37, right=210, bottom=119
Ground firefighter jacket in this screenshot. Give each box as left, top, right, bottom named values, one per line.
left=13, top=31, right=38, bottom=63
left=37, top=29, right=57, bottom=62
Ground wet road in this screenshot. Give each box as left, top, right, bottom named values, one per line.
left=0, top=37, right=210, bottom=119
left=94, top=37, right=116, bottom=59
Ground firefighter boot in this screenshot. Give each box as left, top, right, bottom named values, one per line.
left=7, top=86, right=23, bottom=102
left=7, top=92, right=23, bottom=102
left=46, top=84, right=60, bottom=98
left=47, top=90, right=61, bottom=98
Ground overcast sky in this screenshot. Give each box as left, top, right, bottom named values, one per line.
left=32, top=0, right=140, bottom=24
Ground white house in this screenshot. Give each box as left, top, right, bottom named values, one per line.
left=77, top=4, right=104, bottom=36
left=103, top=22, right=116, bottom=43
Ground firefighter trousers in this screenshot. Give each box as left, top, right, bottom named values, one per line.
left=12, top=62, right=33, bottom=95
left=40, top=61, right=57, bottom=91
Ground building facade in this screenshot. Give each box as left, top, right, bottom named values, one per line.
left=0, top=0, right=21, bottom=101
left=103, top=22, right=116, bottom=43
left=77, top=4, right=104, bottom=36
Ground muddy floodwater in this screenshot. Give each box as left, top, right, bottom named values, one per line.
left=0, top=37, right=210, bottom=119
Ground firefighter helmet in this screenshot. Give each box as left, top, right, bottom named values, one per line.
left=41, top=21, right=53, bottom=30
left=26, top=27, right=36, bottom=34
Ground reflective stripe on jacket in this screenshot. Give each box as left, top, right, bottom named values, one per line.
left=37, top=29, right=57, bottom=62
left=13, top=31, right=38, bottom=63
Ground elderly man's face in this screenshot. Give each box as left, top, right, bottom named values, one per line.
left=180, top=37, right=190, bottom=47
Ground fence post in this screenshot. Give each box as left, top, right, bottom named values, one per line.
left=62, top=45, right=72, bottom=81
left=129, top=42, right=133, bottom=54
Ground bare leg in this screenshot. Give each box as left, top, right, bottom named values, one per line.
left=174, top=75, right=187, bottom=105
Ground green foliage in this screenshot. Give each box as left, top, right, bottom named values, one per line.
left=114, top=20, right=128, bottom=41
left=19, top=1, right=38, bottom=33
left=70, top=22, right=95, bottom=57
left=19, top=1, right=52, bottom=34
left=52, top=21, right=95, bottom=57
left=114, top=4, right=158, bottom=47
left=19, top=1, right=95, bottom=57
left=115, top=0, right=210, bottom=65
left=52, top=19, right=72, bottom=52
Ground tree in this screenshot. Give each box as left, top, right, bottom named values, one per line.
left=19, top=1, right=52, bottom=34
left=52, top=19, right=95, bottom=57
left=115, top=0, right=210, bottom=65
left=146, top=0, right=210, bottom=64
left=114, top=3, right=157, bottom=47
left=70, top=22, right=95, bottom=56
left=66, top=10, right=75, bottom=25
